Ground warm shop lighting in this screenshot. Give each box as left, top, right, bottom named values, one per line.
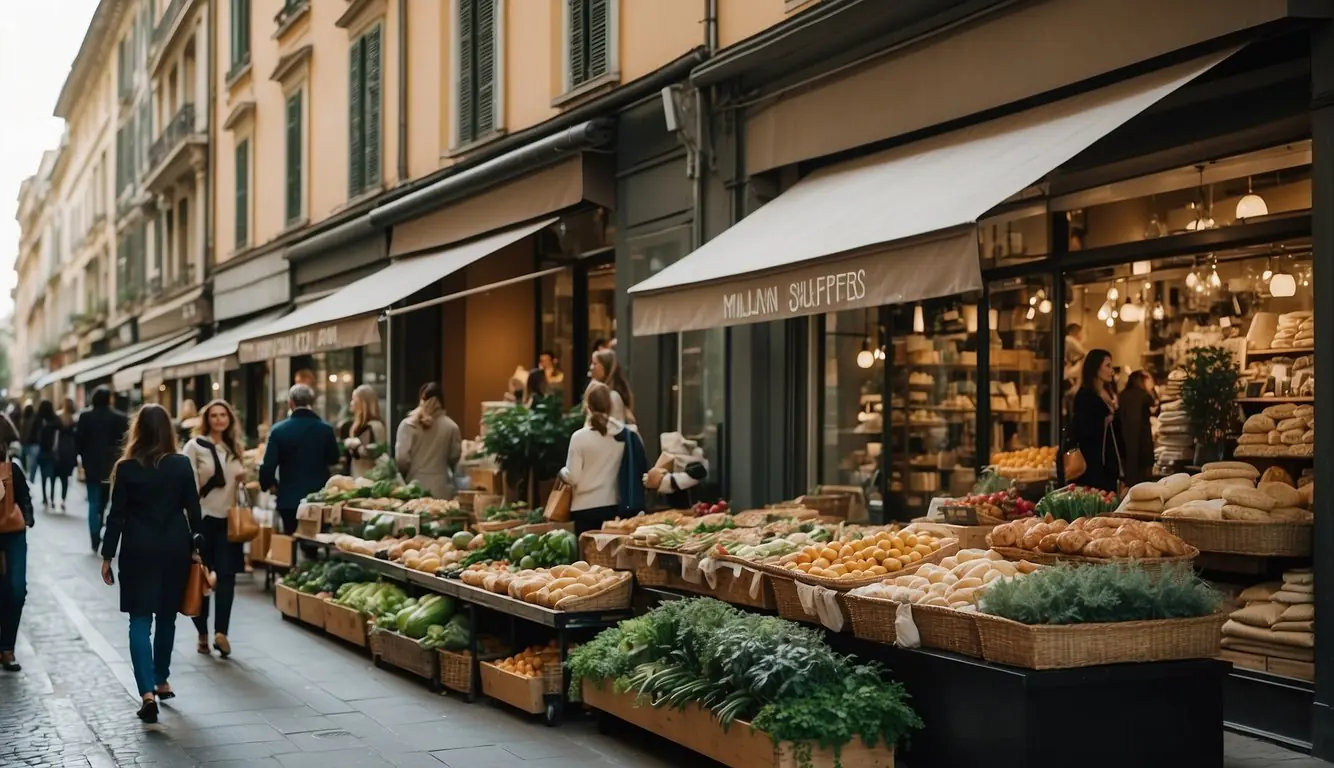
left=328, top=374, right=338, bottom=383
left=857, top=339, right=874, bottom=369
left=1132, top=261, right=1152, bottom=276
left=1235, top=177, right=1268, bottom=221
left=1097, top=303, right=1111, bottom=322
left=912, top=305, right=925, bottom=334
left=1269, top=272, right=1297, bottom=298
left=1105, top=316, right=1115, bottom=328
left=1038, top=298, right=1052, bottom=314
left=1026, top=306, right=1037, bottom=321
left=211, top=382, right=220, bottom=391
left=1185, top=270, right=1200, bottom=289
left=1106, top=286, right=1119, bottom=301
left=964, top=305, right=978, bottom=333
left=1152, top=304, right=1166, bottom=321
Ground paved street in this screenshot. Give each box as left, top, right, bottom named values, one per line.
left=0, top=481, right=1327, bottom=767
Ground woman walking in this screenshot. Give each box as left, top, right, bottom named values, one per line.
left=182, top=400, right=246, bottom=658
left=18, top=403, right=38, bottom=481
left=395, top=383, right=462, bottom=499
left=0, top=456, right=36, bottom=672
left=344, top=385, right=387, bottom=479
left=100, top=404, right=202, bottom=723
left=589, top=350, right=636, bottom=429
left=51, top=399, right=78, bottom=511
left=1070, top=350, right=1124, bottom=494
left=560, top=383, right=625, bottom=535
left=33, top=401, right=58, bottom=509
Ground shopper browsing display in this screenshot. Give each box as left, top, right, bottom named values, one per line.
left=1118, top=370, right=1157, bottom=486
left=1070, top=350, right=1124, bottom=493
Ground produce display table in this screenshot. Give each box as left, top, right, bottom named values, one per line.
left=839, top=638, right=1228, bottom=768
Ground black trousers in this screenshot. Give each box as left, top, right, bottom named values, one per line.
left=571, top=505, right=619, bottom=536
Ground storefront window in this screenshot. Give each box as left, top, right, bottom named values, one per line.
left=986, top=276, right=1055, bottom=462
left=310, top=350, right=356, bottom=431
left=363, top=342, right=387, bottom=407
left=680, top=327, right=725, bottom=499
left=820, top=309, right=883, bottom=492
left=539, top=269, right=575, bottom=406
left=978, top=205, right=1050, bottom=270
left=587, top=262, right=617, bottom=351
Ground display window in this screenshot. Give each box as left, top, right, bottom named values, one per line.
left=819, top=309, right=884, bottom=492
left=986, top=276, right=1056, bottom=473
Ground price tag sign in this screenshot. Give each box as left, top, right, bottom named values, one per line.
left=941, top=504, right=980, bottom=526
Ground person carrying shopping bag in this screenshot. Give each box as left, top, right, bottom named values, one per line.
left=100, top=404, right=203, bottom=723
left=559, top=383, right=625, bottom=535
left=181, top=400, right=247, bottom=658
left=0, top=456, right=35, bottom=673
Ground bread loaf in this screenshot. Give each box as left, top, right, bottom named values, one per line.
left=1222, top=486, right=1277, bottom=510
left=1243, top=415, right=1277, bottom=434
left=1259, top=466, right=1294, bottom=486
left=1165, top=489, right=1209, bottom=508
left=1258, top=482, right=1301, bottom=508
left=1269, top=507, right=1314, bottom=523
left=1201, top=462, right=1262, bottom=476
left=1263, top=403, right=1298, bottom=420
left=1160, top=473, right=1191, bottom=498
left=1237, top=433, right=1267, bottom=446
left=1277, top=417, right=1307, bottom=432
left=1127, top=482, right=1165, bottom=502
left=1222, top=504, right=1271, bottom=522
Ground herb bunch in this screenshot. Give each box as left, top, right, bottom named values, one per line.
left=980, top=563, right=1222, bottom=625
left=565, top=598, right=921, bottom=767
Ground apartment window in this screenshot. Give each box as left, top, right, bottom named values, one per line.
left=348, top=25, right=382, bottom=197
left=229, top=0, right=251, bottom=72
left=235, top=139, right=250, bottom=250
left=565, top=0, right=616, bottom=90
left=285, top=89, right=303, bottom=224
left=456, top=0, right=500, bottom=146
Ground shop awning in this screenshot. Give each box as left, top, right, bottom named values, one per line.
left=237, top=217, right=556, bottom=364
left=23, top=368, right=48, bottom=389
left=36, top=331, right=192, bottom=390
left=75, top=331, right=198, bottom=386
left=146, top=309, right=289, bottom=383
left=628, top=50, right=1233, bottom=336
left=112, top=341, right=198, bottom=392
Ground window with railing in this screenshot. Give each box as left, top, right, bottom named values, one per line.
left=149, top=103, right=195, bottom=171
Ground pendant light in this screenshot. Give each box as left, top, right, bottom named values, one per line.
left=912, top=305, right=925, bottom=334
left=1152, top=303, right=1166, bottom=321
left=1262, top=257, right=1273, bottom=283
left=1208, top=261, right=1222, bottom=289
left=1270, top=269, right=1297, bottom=298
left=1235, top=176, right=1268, bottom=221
left=1038, top=297, right=1052, bottom=314
left=856, top=338, right=874, bottom=369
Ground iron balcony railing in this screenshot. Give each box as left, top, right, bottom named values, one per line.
left=148, top=103, right=196, bottom=172
left=275, top=0, right=309, bottom=30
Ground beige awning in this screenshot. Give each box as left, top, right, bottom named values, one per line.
left=112, top=341, right=199, bottom=392
left=237, top=217, right=556, bottom=363
left=75, top=331, right=198, bottom=386
left=146, top=309, right=289, bottom=382
left=629, top=51, right=1231, bottom=336
left=37, top=331, right=195, bottom=390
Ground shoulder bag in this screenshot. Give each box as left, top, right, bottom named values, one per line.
left=1060, top=422, right=1086, bottom=483
left=179, top=484, right=213, bottom=618
left=227, top=485, right=260, bottom=544
left=543, top=480, right=572, bottom=522
left=0, top=462, right=21, bottom=534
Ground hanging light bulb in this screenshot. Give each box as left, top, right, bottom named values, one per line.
left=1111, top=309, right=1119, bottom=320
left=1097, top=303, right=1111, bottom=321
left=1185, top=270, right=1200, bottom=289
left=964, top=305, right=978, bottom=333
left=1038, top=298, right=1052, bottom=314
left=1120, top=301, right=1140, bottom=323
left=1106, top=285, right=1119, bottom=301
left=874, top=346, right=886, bottom=361
left=1208, top=265, right=1222, bottom=289
left=856, top=338, right=874, bottom=369
left=1105, top=316, right=1115, bottom=328
left=1270, top=271, right=1297, bottom=298
left=1152, top=303, right=1165, bottom=321
left=1235, top=176, right=1269, bottom=221
left=913, top=305, right=925, bottom=334
left=1025, top=306, right=1037, bottom=321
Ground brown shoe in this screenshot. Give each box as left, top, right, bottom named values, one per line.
left=214, top=633, right=231, bottom=658
left=196, top=636, right=210, bottom=655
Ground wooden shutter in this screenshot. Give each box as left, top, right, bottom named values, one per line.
left=568, top=0, right=585, bottom=86
left=457, top=0, right=475, bottom=145
left=235, top=140, right=249, bottom=249
left=588, top=0, right=610, bottom=80
left=475, top=0, right=496, bottom=135
left=285, top=91, right=303, bottom=223
left=348, top=35, right=365, bottom=195
left=364, top=26, right=382, bottom=190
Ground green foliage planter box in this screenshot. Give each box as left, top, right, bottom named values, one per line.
left=581, top=682, right=894, bottom=768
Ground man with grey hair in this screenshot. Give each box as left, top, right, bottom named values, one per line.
left=259, top=383, right=340, bottom=534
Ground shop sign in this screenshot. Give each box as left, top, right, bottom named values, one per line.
left=139, top=295, right=212, bottom=339
left=632, top=230, right=982, bottom=336
left=237, top=314, right=380, bottom=364
left=161, top=355, right=237, bottom=381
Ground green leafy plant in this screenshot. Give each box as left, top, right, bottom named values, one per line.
left=1179, top=345, right=1241, bottom=453
left=475, top=395, right=585, bottom=502
left=566, top=598, right=921, bottom=767
left=980, top=563, right=1222, bottom=625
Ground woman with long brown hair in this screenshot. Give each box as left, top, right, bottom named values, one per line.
left=182, top=400, right=247, bottom=658
left=559, top=382, right=626, bottom=534
left=1069, top=350, right=1124, bottom=493
left=589, top=349, right=636, bottom=428
left=394, top=382, right=462, bottom=498
left=99, top=404, right=202, bottom=723
left=345, top=385, right=387, bottom=478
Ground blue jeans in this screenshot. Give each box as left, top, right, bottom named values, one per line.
left=0, top=532, right=26, bottom=653
left=128, top=614, right=176, bottom=696
left=20, top=445, right=38, bottom=485
left=87, top=482, right=106, bottom=543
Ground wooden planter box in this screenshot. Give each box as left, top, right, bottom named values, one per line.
left=371, top=629, right=439, bottom=681
left=323, top=600, right=369, bottom=648
left=296, top=591, right=326, bottom=628
left=582, top=682, right=893, bottom=768
left=275, top=583, right=301, bottom=618
left=480, top=662, right=546, bottom=715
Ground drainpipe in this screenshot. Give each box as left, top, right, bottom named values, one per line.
left=396, top=0, right=408, bottom=183
left=206, top=0, right=217, bottom=281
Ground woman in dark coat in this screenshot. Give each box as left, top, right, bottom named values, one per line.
left=1118, top=371, right=1157, bottom=487
left=51, top=399, right=78, bottom=511
left=1070, top=350, right=1124, bottom=494
left=100, top=404, right=202, bottom=724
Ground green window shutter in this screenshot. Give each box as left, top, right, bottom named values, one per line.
left=475, top=0, right=496, bottom=135
left=587, top=0, right=609, bottom=79
left=235, top=139, right=249, bottom=249
left=568, top=0, right=585, bottom=86
left=364, top=26, right=382, bottom=190
left=348, top=36, right=365, bottom=195
left=457, top=0, right=475, bottom=145
left=285, top=90, right=303, bottom=223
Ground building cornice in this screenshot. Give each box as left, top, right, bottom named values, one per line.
left=54, top=0, right=130, bottom=119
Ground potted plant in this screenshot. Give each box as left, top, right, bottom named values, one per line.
left=476, top=396, right=584, bottom=504
left=1178, top=345, right=1241, bottom=464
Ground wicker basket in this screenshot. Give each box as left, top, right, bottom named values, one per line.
left=1161, top=518, right=1312, bottom=557
left=371, top=628, right=439, bottom=681
left=988, top=545, right=1199, bottom=578
left=579, top=532, right=625, bottom=570
left=843, top=594, right=984, bottom=657
left=769, top=574, right=847, bottom=629
left=843, top=592, right=900, bottom=645
left=975, top=611, right=1227, bottom=670
left=439, top=642, right=508, bottom=694
left=553, top=573, right=634, bottom=612
left=783, top=540, right=960, bottom=591
left=619, top=545, right=675, bottom=587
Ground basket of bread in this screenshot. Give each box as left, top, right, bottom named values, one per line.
left=1158, top=462, right=1312, bottom=557
left=986, top=514, right=1196, bottom=576
left=1234, top=402, right=1314, bottom=459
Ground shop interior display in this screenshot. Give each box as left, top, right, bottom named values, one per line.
left=1221, top=570, right=1315, bottom=680
left=1236, top=401, right=1316, bottom=459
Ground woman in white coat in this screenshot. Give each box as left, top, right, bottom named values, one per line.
left=560, top=383, right=624, bottom=535
left=395, top=382, right=462, bottom=499
left=181, top=399, right=247, bottom=658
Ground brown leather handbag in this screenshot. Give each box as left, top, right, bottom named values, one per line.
left=0, top=462, right=23, bottom=534
left=227, top=488, right=260, bottom=543
left=180, top=560, right=211, bottom=617
left=543, top=481, right=572, bottom=523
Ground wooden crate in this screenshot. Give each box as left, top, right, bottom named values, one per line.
left=266, top=534, right=296, bottom=567
left=275, top=583, right=301, bottom=618
left=480, top=662, right=545, bottom=715
left=908, top=521, right=996, bottom=550
left=323, top=600, right=369, bottom=648
left=581, top=682, right=893, bottom=768
left=371, top=629, right=439, bottom=681
left=296, top=591, right=326, bottom=628
left=249, top=526, right=274, bottom=565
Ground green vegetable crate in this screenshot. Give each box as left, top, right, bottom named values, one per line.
left=371, top=628, right=440, bottom=682
left=581, top=681, right=894, bottom=768
left=275, top=584, right=301, bottom=619
left=296, top=591, right=327, bottom=629
left=323, top=599, right=370, bottom=647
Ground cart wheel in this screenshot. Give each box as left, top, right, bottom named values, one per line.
left=544, top=701, right=560, bottom=727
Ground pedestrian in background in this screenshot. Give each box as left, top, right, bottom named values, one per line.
left=176, top=399, right=199, bottom=445
left=395, top=382, right=462, bottom=499
left=0, top=456, right=36, bottom=672
left=0, top=405, right=21, bottom=463
left=18, top=403, right=38, bottom=480
left=560, top=383, right=624, bottom=535
left=589, top=349, right=637, bottom=429
left=76, top=386, right=130, bottom=552
left=100, top=404, right=203, bottom=723
left=344, top=385, right=387, bottom=479
left=259, top=384, right=339, bottom=535
left=182, top=400, right=247, bottom=658
left=51, top=398, right=78, bottom=511
left=33, top=400, right=58, bottom=509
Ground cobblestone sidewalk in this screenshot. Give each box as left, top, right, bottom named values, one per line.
left=0, top=485, right=1328, bottom=767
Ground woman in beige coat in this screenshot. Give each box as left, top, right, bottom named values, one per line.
left=395, top=383, right=462, bottom=499
left=344, top=385, right=388, bottom=478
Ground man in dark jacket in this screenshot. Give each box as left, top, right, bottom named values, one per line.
left=75, top=386, right=129, bottom=552
left=259, top=384, right=340, bottom=534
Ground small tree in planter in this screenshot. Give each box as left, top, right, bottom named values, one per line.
left=477, top=396, right=585, bottom=504
left=1179, top=345, right=1241, bottom=464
